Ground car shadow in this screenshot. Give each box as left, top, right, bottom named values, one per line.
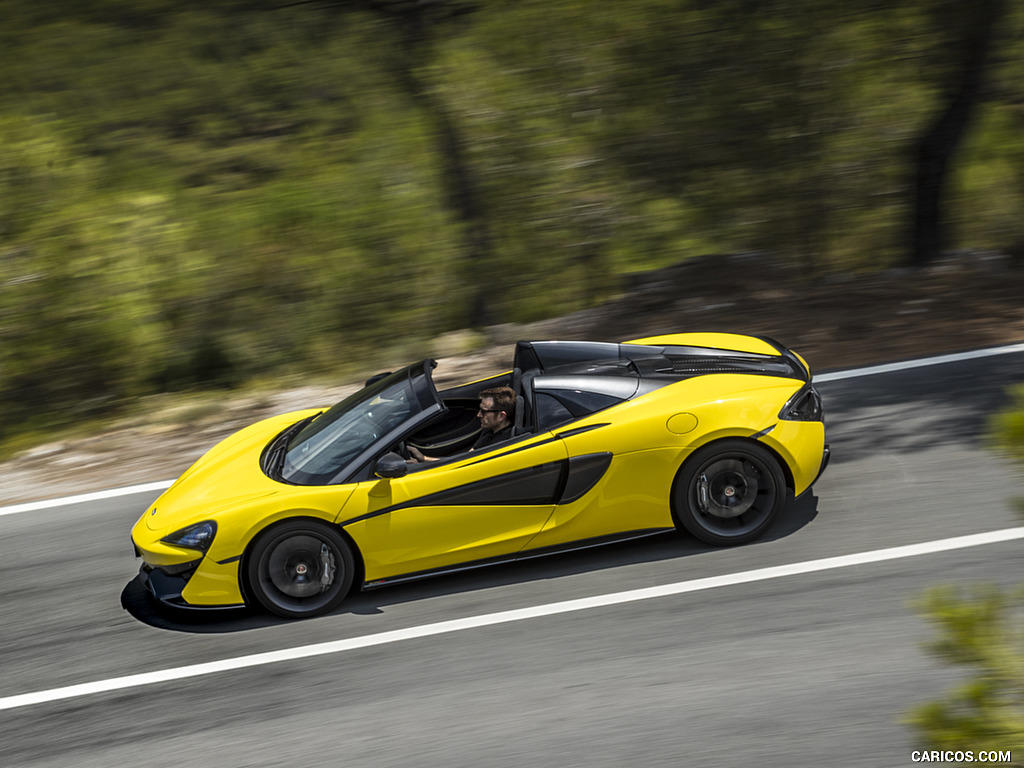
left=122, top=491, right=819, bottom=633
left=120, top=576, right=273, bottom=631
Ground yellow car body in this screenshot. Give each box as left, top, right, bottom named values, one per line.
left=131, top=332, right=829, bottom=619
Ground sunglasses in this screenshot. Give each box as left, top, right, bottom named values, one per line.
left=477, top=407, right=502, bottom=414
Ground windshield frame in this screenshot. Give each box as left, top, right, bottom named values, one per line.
left=274, top=360, right=443, bottom=486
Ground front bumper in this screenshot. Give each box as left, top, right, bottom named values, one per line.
left=134, top=540, right=248, bottom=612
left=138, top=563, right=192, bottom=608
left=138, top=563, right=247, bottom=611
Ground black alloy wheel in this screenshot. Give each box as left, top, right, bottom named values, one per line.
left=673, top=439, right=787, bottom=546
left=246, top=520, right=355, bottom=619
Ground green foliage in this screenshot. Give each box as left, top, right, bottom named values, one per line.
left=0, top=0, right=1022, bottom=442
left=990, top=386, right=1024, bottom=464
left=908, top=586, right=1024, bottom=759
left=908, top=381, right=1024, bottom=756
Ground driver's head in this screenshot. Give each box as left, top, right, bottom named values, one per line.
left=478, top=386, right=515, bottom=432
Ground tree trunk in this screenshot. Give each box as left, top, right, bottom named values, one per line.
left=376, top=2, right=495, bottom=327
left=911, top=0, right=1003, bottom=267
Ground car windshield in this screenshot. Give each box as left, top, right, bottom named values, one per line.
left=280, top=365, right=431, bottom=485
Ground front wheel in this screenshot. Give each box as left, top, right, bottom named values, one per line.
left=246, top=520, right=355, bottom=619
left=672, top=440, right=787, bottom=546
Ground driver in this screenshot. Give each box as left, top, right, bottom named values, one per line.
left=408, top=386, right=517, bottom=463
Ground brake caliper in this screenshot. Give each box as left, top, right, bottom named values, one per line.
left=319, top=543, right=335, bottom=592
left=697, top=472, right=710, bottom=514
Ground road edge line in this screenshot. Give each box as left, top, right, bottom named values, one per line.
left=0, top=480, right=175, bottom=517
left=2, top=525, right=1023, bottom=711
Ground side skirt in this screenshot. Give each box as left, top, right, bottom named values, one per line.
left=360, top=528, right=675, bottom=591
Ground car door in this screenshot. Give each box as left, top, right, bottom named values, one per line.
left=339, top=433, right=568, bottom=584
left=518, top=384, right=678, bottom=552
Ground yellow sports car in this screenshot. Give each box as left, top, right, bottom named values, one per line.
left=131, top=333, right=829, bottom=619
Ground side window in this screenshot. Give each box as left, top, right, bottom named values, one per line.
left=535, top=392, right=575, bottom=430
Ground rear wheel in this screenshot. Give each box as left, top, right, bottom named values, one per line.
left=672, top=440, right=786, bottom=546
left=246, top=520, right=355, bottom=619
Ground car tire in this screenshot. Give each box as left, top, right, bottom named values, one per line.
left=246, top=520, right=355, bottom=619
left=672, top=439, right=787, bottom=546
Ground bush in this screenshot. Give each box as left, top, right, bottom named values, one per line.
left=907, top=392, right=1024, bottom=758
left=908, top=586, right=1024, bottom=757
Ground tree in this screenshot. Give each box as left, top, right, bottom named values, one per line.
left=910, top=0, right=1005, bottom=266
left=329, top=0, right=496, bottom=326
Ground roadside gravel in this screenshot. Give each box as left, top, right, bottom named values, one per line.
left=3, top=252, right=1022, bottom=507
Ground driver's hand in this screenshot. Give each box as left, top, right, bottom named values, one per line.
left=407, top=445, right=426, bottom=463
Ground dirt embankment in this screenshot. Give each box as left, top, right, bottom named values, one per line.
left=3, top=252, right=1022, bottom=507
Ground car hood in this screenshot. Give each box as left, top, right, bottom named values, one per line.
left=143, top=408, right=320, bottom=535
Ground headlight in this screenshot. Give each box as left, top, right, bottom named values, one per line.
left=161, top=521, right=217, bottom=552
left=779, top=384, right=823, bottom=422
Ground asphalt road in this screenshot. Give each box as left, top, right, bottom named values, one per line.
left=2, top=348, right=1023, bottom=768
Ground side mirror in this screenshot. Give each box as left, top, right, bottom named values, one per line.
left=374, top=452, right=408, bottom=479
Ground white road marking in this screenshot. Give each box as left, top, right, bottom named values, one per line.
left=2, top=525, right=1022, bottom=712
left=815, top=342, right=1024, bottom=383
left=0, top=480, right=175, bottom=517
left=1, top=342, right=1023, bottom=517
